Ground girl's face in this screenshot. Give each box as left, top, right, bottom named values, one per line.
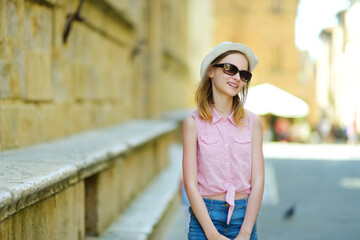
left=208, top=53, right=249, bottom=99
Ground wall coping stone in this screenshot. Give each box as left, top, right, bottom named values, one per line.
left=0, top=119, right=177, bottom=221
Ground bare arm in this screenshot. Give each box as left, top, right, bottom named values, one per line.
left=182, top=116, right=229, bottom=240
left=236, top=115, right=265, bottom=239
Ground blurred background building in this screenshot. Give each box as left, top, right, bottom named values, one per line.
left=212, top=0, right=317, bottom=143
left=211, top=0, right=360, bottom=143
left=317, top=0, right=360, bottom=143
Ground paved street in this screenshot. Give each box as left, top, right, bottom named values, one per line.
left=161, top=143, right=360, bottom=240
left=259, top=158, right=360, bottom=240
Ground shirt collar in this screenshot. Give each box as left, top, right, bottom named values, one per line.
left=212, top=107, right=236, bottom=126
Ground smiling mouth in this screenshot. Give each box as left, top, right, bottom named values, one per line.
left=227, top=82, right=238, bottom=88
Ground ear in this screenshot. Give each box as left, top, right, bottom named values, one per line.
left=208, top=66, right=214, bottom=79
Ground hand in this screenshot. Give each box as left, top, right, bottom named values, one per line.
left=215, top=236, right=230, bottom=240
left=218, top=235, right=230, bottom=240
left=234, top=237, right=249, bottom=240
left=234, top=233, right=250, bottom=240
left=208, top=232, right=230, bottom=240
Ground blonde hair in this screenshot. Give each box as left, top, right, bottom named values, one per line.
left=195, top=50, right=250, bottom=126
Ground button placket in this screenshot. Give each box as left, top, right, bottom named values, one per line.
left=223, top=123, right=230, bottom=174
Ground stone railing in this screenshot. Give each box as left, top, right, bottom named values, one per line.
left=0, top=119, right=178, bottom=239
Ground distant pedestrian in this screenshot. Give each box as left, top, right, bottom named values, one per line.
left=317, top=117, right=331, bottom=142
left=274, top=118, right=289, bottom=142
left=182, top=42, right=264, bottom=240
left=346, top=114, right=358, bottom=144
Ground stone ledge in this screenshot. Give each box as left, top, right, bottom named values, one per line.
left=163, top=108, right=194, bottom=122
left=0, top=119, right=177, bottom=221
left=87, top=144, right=182, bottom=240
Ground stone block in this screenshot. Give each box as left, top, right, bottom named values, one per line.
left=0, top=0, right=5, bottom=43
left=63, top=102, right=93, bottom=135
left=24, top=1, right=51, bottom=50
left=5, top=0, right=21, bottom=38
left=0, top=38, right=10, bottom=61
left=0, top=60, right=10, bottom=99
left=0, top=103, right=67, bottom=149
left=36, top=103, right=65, bottom=141
left=84, top=142, right=160, bottom=236
left=0, top=182, right=85, bottom=240
left=73, top=63, right=89, bottom=101
left=24, top=50, right=53, bottom=101
left=90, top=144, right=183, bottom=240
left=82, top=131, right=176, bottom=236
left=51, top=55, right=73, bottom=102
left=21, top=2, right=53, bottom=101
left=93, top=103, right=124, bottom=127
left=9, top=46, right=26, bottom=99
left=0, top=103, right=21, bottom=149
left=154, top=133, right=173, bottom=174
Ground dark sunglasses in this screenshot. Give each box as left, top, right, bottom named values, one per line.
left=213, top=62, right=252, bottom=83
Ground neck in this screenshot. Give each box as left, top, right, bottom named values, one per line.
left=213, top=95, right=233, bottom=117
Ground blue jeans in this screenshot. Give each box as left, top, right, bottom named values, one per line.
left=188, top=198, right=258, bottom=240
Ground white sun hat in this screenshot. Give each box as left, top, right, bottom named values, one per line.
left=200, top=41, right=259, bottom=79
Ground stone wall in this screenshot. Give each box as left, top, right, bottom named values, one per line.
left=0, top=1, right=209, bottom=239
left=0, top=120, right=177, bottom=239
left=0, top=182, right=85, bottom=240
left=0, top=0, right=192, bottom=150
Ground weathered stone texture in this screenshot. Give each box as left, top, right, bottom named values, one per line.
left=83, top=131, right=174, bottom=236
left=0, top=0, right=140, bottom=150
left=23, top=1, right=53, bottom=100
left=0, top=103, right=67, bottom=148
left=0, top=182, right=85, bottom=240
left=0, top=0, right=190, bottom=239
left=0, top=1, right=6, bottom=43
left=0, top=0, right=191, bottom=150
left=85, top=144, right=156, bottom=235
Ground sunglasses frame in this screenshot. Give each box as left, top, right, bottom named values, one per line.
left=212, top=62, right=252, bottom=83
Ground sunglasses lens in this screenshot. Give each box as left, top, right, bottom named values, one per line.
left=240, top=71, right=252, bottom=82
left=223, top=63, right=238, bottom=76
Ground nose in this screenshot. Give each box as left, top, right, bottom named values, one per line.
left=232, top=72, right=241, bottom=81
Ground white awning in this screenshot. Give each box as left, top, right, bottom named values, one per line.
left=245, top=83, right=309, bottom=118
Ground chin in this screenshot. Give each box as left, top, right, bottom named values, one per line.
left=227, top=90, right=241, bottom=97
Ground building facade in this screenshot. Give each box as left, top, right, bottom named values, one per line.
left=0, top=0, right=212, bottom=150
left=213, top=0, right=318, bottom=127
left=317, top=0, right=360, bottom=138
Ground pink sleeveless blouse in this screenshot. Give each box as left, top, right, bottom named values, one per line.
left=190, top=108, right=254, bottom=224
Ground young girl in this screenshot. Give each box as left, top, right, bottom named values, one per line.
left=182, top=42, right=264, bottom=240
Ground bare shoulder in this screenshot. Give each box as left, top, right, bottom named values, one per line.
left=246, top=109, right=262, bottom=131
left=183, top=115, right=197, bottom=145
left=252, top=114, right=263, bottom=131
left=183, top=115, right=196, bottom=127
left=252, top=114, right=263, bottom=143
left=183, top=115, right=197, bottom=132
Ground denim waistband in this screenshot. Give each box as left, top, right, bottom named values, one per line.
left=203, top=197, right=248, bottom=208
